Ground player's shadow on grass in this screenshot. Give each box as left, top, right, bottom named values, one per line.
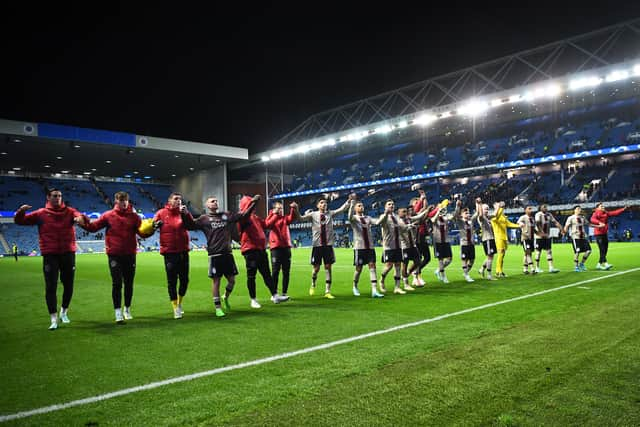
left=75, top=310, right=278, bottom=332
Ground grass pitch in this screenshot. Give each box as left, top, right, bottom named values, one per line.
left=0, top=243, right=639, bottom=426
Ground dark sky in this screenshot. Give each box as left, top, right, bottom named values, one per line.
left=3, top=3, right=640, bottom=155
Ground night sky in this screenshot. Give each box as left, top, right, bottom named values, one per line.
left=3, top=4, right=640, bottom=155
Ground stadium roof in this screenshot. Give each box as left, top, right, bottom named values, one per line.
left=0, top=119, right=247, bottom=182
left=249, top=18, right=640, bottom=164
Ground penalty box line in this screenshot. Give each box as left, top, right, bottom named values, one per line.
left=2, top=267, right=639, bottom=423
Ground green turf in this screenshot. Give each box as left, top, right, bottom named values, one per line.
left=0, top=243, right=638, bottom=426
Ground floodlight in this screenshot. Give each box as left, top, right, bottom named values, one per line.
left=605, top=70, right=629, bottom=83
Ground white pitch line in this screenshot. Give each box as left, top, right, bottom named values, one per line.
left=2, top=267, right=639, bottom=423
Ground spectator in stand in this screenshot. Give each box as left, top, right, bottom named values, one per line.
left=590, top=203, right=630, bottom=270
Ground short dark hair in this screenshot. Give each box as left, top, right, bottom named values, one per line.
left=46, top=188, right=61, bottom=196
left=596, top=202, right=604, bottom=208
left=114, top=191, right=129, bottom=201
left=573, top=205, right=581, bottom=210
left=168, top=192, right=182, bottom=200
left=385, top=199, right=394, bottom=205
left=316, top=197, right=327, bottom=205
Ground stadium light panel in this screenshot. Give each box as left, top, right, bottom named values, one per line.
left=459, top=101, right=488, bottom=117
left=261, top=156, right=270, bottom=162
left=270, top=152, right=281, bottom=160
left=374, top=125, right=393, bottom=134
left=569, top=76, right=603, bottom=91
left=491, top=99, right=503, bottom=107
left=396, top=121, right=408, bottom=128
left=605, top=70, right=629, bottom=83
left=310, top=142, right=321, bottom=150
left=415, top=114, right=436, bottom=126
left=323, top=138, right=336, bottom=146
left=634, top=64, right=640, bottom=76
left=509, top=94, right=522, bottom=103
left=544, top=84, right=561, bottom=98
left=440, top=111, right=452, bottom=119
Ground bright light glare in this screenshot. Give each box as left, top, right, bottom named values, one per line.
left=569, top=76, right=603, bottom=90
left=605, top=70, right=629, bottom=83
left=459, top=101, right=488, bottom=117
left=375, top=125, right=393, bottom=134
left=261, top=156, right=270, bottom=162
left=415, top=114, right=436, bottom=126
left=323, top=138, right=335, bottom=146
left=544, top=85, right=561, bottom=98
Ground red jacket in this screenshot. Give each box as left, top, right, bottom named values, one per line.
left=14, top=201, right=83, bottom=255
left=153, top=204, right=194, bottom=254
left=238, top=196, right=266, bottom=253
left=412, top=198, right=437, bottom=236
left=265, top=206, right=296, bottom=249
left=590, top=208, right=624, bottom=236
left=84, top=204, right=142, bottom=255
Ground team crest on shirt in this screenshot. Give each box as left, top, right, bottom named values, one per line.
left=110, top=260, right=118, bottom=268
left=222, top=214, right=228, bottom=221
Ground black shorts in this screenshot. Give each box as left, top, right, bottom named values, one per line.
left=460, top=244, right=475, bottom=261
left=354, top=249, right=376, bottom=266
left=270, top=247, right=291, bottom=266
left=311, top=246, right=335, bottom=265
left=402, top=247, right=421, bottom=263
left=535, top=238, right=551, bottom=251
left=482, top=239, right=497, bottom=256
left=572, top=238, right=591, bottom=253
left=521, top=239, right=534, bottom=252
left=208, top=253, right=238, bottom=278
left=382, top=249, right=403, bottom=263
left=434, top=242, right=452, bottom=259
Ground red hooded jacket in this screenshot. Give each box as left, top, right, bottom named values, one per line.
left=83, top=204, right=142, bottom=255
left=14, top=201, right=83, bottom=255
left=153, top=204, right=194, bottom=254
left=238, top=196, right=267, bottom=253
left=590, top=207, right=625, bottom=236
left=265, top=206, right=296, bottom=249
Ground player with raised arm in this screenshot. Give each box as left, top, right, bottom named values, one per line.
left=590, top=202, right=629, bottom=270
left=453, top=199, right=478, bottom=282
left=431, top=199, right=454, bottom=283
left=397, top=197, right=432, bottom=291
left=296, top=195, right=351, bottom=299
left=378, top=199, right=407, bottom=294
left=517, top=205, right=539, bottom=275
left=264, top=201, right=297, bottom=298
left=14, top=188, right=86, bottom=330
left=183, top=195, right=257, bottom=316
left=564, top=205, right=604, bottom=272
left=82, top=191, right=148, bottom=323
left=154, top=192, right=195, bottom=319
left=348, top=197, right=384, bottom=298
left=534, top=204, right=562, bottom=273
left=491, top=201, right=521, bottom=278
left=238, top=195, right=289, bottom=308
left=412, top=189, right=433, bottom=287
left=476, top=198, right=497, bottom=281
